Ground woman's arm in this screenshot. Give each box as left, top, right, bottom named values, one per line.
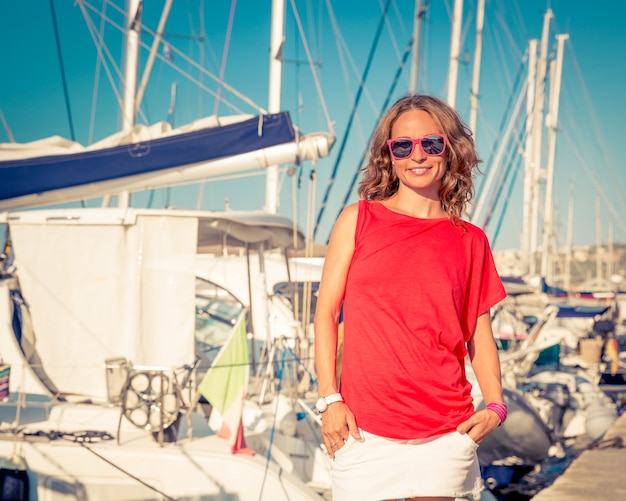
left=314, top=203, right=359, bottom=456
left=314, top=203, right=358, bottom=395
left=468, top=312, right=504, bottom=405
left=457, top=311, right=503, bottom=442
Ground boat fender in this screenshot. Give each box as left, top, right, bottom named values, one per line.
left=585, top=403, right=617, bottom=441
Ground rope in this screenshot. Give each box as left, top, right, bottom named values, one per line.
left=559, top=129, right=626, bottom=236
left=212, top=0, right=237, bottom=115
left=283, top=342, right=317, bottom=389
left=468, top=56, right=527, bottom=220
left=482, top=125, right=527, bottom=229
left=333, top=37, right=414, bottom=236
left=288, top=0, right=335, bottom=135
left=491, top=153, right=522, bottom=247
left=8, top=374, right=198, bottom=501
left=81, top=0, right=263, bottom=115
left=87, top=0, right=106, bottom=146
left=314, top=0, right=393, bottom=239
left=562, top=40, right=626, bottom=219
left=49, top=0, right=75, bottom=141
left=258, top=344, right=287, bottom=501
left=0, top=108, right=15, bottom=143
left=78, top=440, right=178, bottom=500
left=77, top=2, right=138, bottom=126
left=21, top=429, right=114, bottom=443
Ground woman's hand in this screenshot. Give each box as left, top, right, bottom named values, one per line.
left=456, top=408, right=501, bottom=444
left=321, top=402, right=360, bottom=458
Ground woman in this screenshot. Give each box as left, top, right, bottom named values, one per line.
left=314, top=94, right=507, bottom=501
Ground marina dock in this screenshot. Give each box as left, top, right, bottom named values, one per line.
left=532, top=412, right=626, bottom=500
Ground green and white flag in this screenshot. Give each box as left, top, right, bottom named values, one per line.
left=198, top=314, right=253, bottom=454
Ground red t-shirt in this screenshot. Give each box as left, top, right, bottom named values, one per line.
left=340, top=200, right=506, bottom=439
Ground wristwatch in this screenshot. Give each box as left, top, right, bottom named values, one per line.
left=315, top=393, right=343, bottom=413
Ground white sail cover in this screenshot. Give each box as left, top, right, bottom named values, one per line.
left=0, top=112, right=333, bottom=211
left=6, top=209, right=198, bottom=400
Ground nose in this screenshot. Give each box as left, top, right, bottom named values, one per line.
left=410, top=143, right=427, bottom=161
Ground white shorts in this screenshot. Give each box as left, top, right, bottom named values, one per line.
left=331, top=429, right=483, bottom=501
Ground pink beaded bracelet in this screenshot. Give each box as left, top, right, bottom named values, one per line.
left=486, top=402, right=507, bottom=425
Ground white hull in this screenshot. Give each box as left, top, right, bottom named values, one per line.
left=0, top=402, right=322, bottom=500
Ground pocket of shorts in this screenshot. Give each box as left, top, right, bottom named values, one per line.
left=332, top=433, right=358, bottom=458
left=457, top=431, right=479, bottom=450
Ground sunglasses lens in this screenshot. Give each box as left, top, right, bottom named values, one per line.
left=421, top=135, right=445, bottom=155
left=389, top=139, right=414, bottom=159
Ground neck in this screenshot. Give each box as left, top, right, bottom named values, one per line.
left=383, top=192, right=446, bottom=219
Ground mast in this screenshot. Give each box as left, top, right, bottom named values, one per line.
left=529, top=9, right=553, bottom=274
left=596, top=193, right=603, bottom=282
left=468, top=0, right=485, bottom=138
left=115, top=0, right=142, bottom=209
left=521, top=39, right=538, bottom=275
left=134, top=0, right=173, bottom=119
left=264, top=0, right=286, bottom=214
left=540, top=33, right=568, bottom=281
left=564, top=178, right=574, bottom=291
left=608, top=219, right=614, bottom=283
left=408, top=0, right=427, bottom=94
left=122, top=0, right=141, bottom=133
left=446, top=0, right=463, bottom=107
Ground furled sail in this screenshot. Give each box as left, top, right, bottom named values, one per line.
left=0, top=112, right=333, bottom=211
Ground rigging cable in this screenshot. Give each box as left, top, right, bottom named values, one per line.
left=289, top=0, right=334, bottom=135
left=469, top=56, right=527, bottom=221
left=0, top=109, right=15, bottom=143
left=333, top=38, right=414, bottom=233
left=77, top=441, right=178, bottom=501
left=82, top=0, right=260, bottom=115
left=491, top=154, right=523, bottom=248
left=78, top=2, right=150, bottom=126
left=313, top=0, right=393, bottom=239
left=87, top=0, right=107, bottom=145
left=483, top=126, right=527, bottom=230
left=49, top=0, right=76, bottom=141
left=258, top=343, right=287, bottom=501
left=559, top=129, right=626, bottom=236
left=325, top=0, right=380, bottom=115
left=563, top=42, right=626, bottom=217
left=5, top=428, right=177, bottom=500
left=212, top=0, right=237, bottom=115
left=196, top=0, right=237, bottom=210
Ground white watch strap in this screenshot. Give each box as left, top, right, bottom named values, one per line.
left=324, top=393, right=343, bottom=405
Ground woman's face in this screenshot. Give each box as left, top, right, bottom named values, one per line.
left=389, top=109, right=447, bottom=198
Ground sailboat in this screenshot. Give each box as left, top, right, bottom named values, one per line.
left=0, top=1, right=334, bottom=499
left=0, top=207, right=330, bottom=500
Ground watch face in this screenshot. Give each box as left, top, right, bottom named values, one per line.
left=315, top=397, right=327, bottom=413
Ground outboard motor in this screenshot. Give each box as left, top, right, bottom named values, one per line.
left=593, top=319, right=615, bottom=337
left=542, top=382, right=571, bottom=438
left=0, top=468, right=29, bottom=501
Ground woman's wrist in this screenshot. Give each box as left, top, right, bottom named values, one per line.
left=486, top=401, right=507, bottom=425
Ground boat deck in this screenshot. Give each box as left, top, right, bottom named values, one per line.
left=531, top=411, right=626, bottom=500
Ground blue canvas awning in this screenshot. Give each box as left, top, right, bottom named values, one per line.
left=555, top=305, right=611, bottom=318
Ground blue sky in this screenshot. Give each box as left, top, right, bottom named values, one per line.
left=1, top=0, right=625, bottom=252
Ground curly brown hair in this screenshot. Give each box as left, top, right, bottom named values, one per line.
left=357, top=94, right=480, bottom=222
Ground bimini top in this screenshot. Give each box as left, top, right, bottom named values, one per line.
left=3, top=207, right=307, bottom=252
